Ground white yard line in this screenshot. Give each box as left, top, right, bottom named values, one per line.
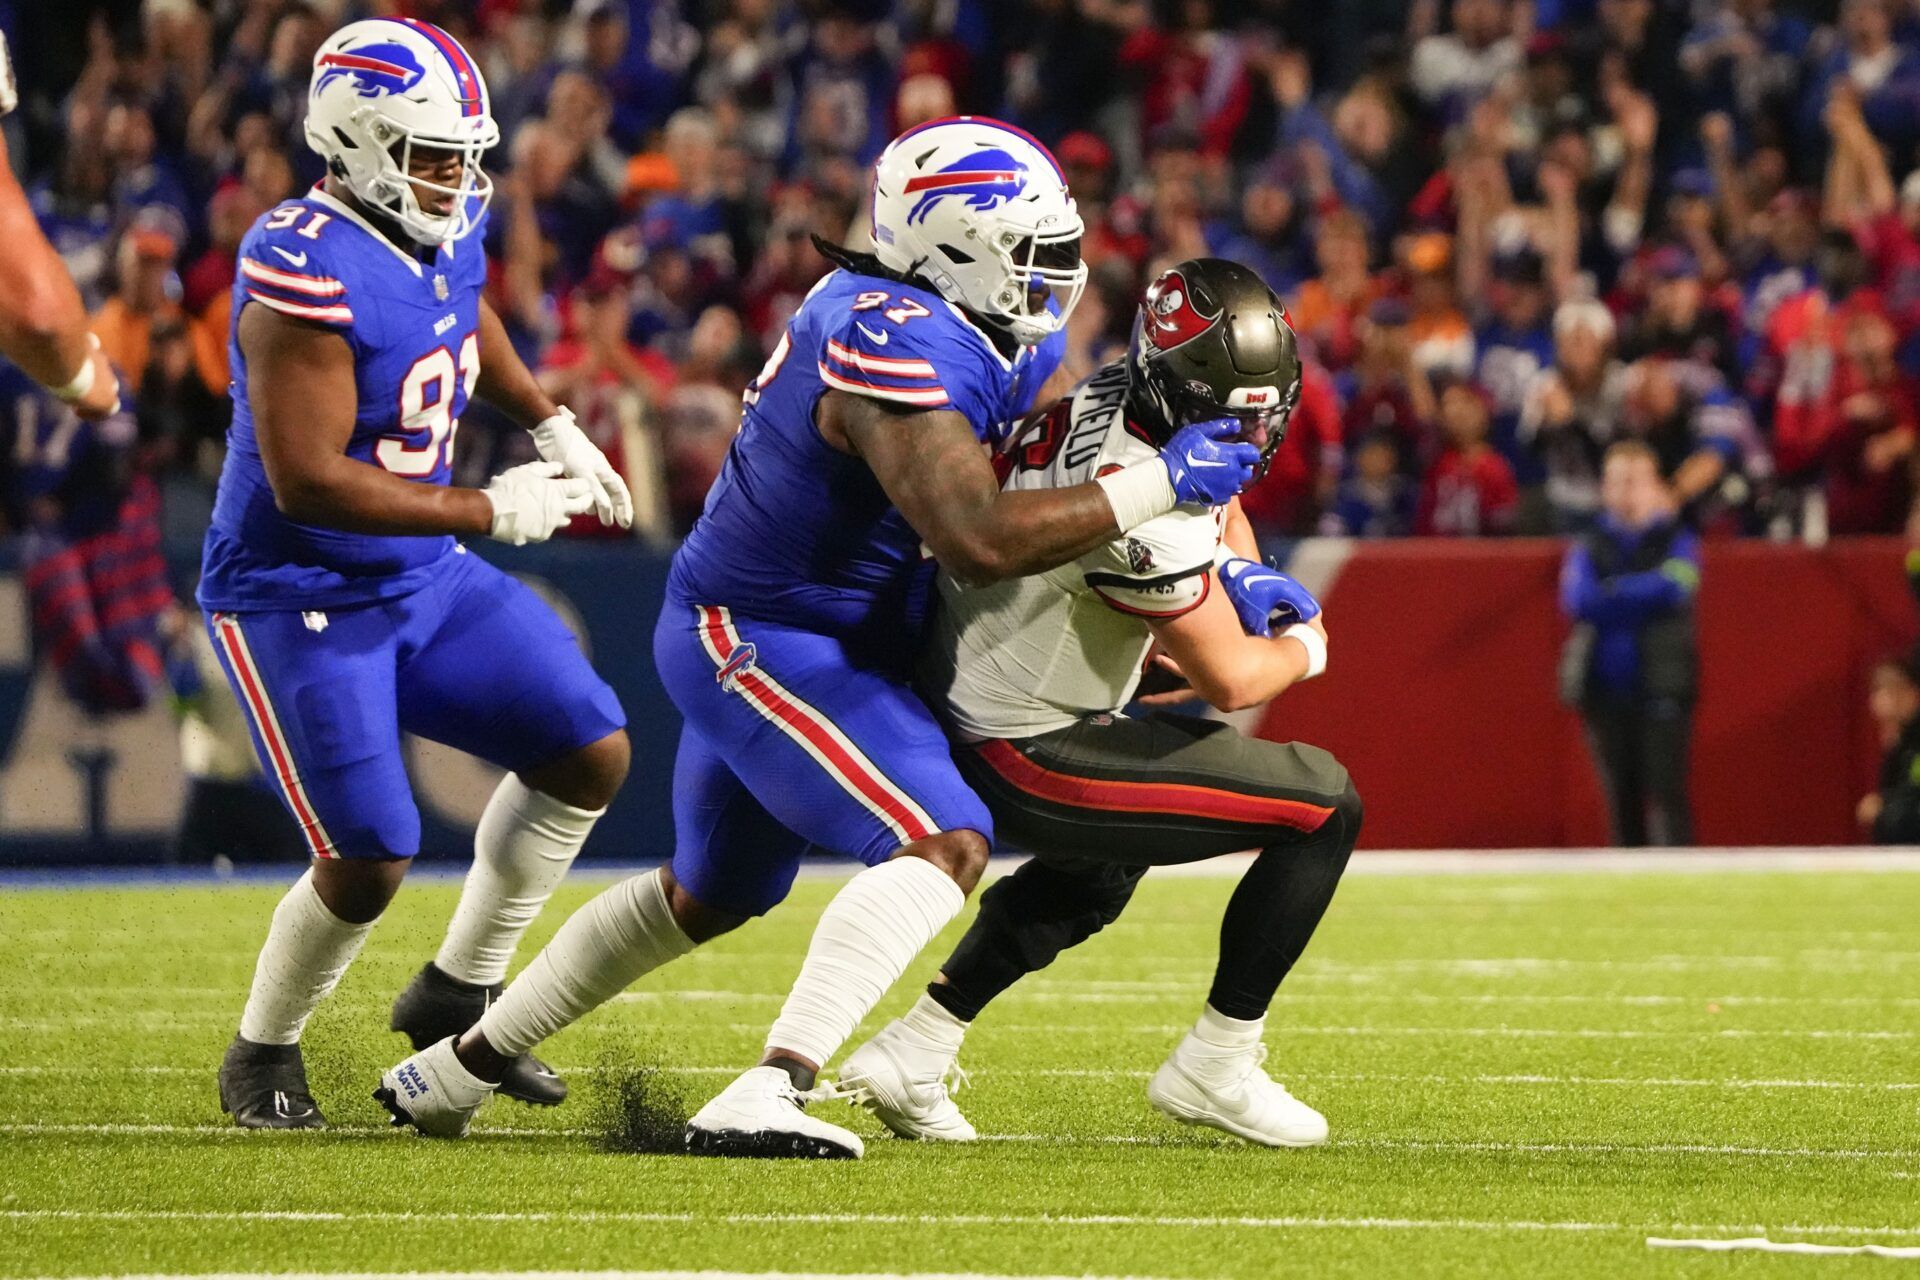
left=7, top=1016, right=1909, bottom=1040
left=6, top=1065, right=1917, bottom=1093
left=1116, top=849, right=1920, bottom=876
left=2, top=1123, right=1911, bottom=1162
left=5, top=1207, right=1920, bottom=1240
left=971, top=1025, right=1917, bottom=1039
left=1649, top=1237, right=1920, bottom=1257
left=14, top=1274, right=1161, bottom=1280
left=18, top=987, right=1920, bottom=1008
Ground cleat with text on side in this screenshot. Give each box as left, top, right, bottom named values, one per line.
left=1145, top=1035, right=1328, bottom=1148
left=218, top=1035, right=325, bottom=1130
left=835, top=1017, right=977, bottom=1141
left=389, top=961, right=566, bottom=1107
left=684, top=1065, right=864, bottom=1159
left=375, top=1035, right=495, bottom=1138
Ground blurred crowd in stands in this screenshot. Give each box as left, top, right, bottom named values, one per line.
left=7, top=0, right=1920, bottom=551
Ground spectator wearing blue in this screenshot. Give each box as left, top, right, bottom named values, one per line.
left=1559, top=440, right=1702, bottom=846
left=1798, top=0, right=1920, bottom=160
left=1319, top=431, right=1415, bottom=537
left=1474, top=247, right=1557, bottom=484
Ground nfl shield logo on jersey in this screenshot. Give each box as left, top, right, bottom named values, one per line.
left=434, top=274, right=449, bottom=301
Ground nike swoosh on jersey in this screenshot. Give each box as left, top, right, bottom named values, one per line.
left=856, top=323, right=889, bottom=345
left=271, top=246, right=310, bottom=268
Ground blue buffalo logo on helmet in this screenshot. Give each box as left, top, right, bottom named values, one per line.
left=314, top=42, right=427, bottom=100
left=902, top=149, right=1028, bottom=225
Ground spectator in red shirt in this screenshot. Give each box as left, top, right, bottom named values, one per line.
left=1116, top=1, right=1254, bottom=157
left=1419, top=377, right=1519, bottom=535
left=1341, top=297, right=1438, bottom=465
left=181, top=185, right=267, bottom=316
left=1774, top=310, right=1917, bottom=532
left=536, top=268, right=676, bottom=539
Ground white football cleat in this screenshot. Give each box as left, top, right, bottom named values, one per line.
left=837, top=1016, right=977, bottom=1141
left=374, top=1036, right=495, bottom=1139
left=684, top=1065, right=864, bottom=1159
left=1146, top=1036, right=1328, bottom=1148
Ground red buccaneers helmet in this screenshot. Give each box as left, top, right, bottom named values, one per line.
left=1128, top=258, right=1302, bottom=477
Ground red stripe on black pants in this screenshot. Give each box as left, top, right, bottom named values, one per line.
left=932, top=712, right=1363, bottom=1022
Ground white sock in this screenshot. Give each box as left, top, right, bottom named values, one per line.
left=901, top=991, right=968, bottom=1051
left=1193, top=1003, right=1264, bottom=1051
left=238, top=870, right=375, bottom=1045
left=765, top=856, right=965, bottom=1068
left=478, top=866, right=694, bottom=1057
left=436, top=775, right=602, bottom=987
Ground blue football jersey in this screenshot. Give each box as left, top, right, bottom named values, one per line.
left=667, top=268, right=1064, bottom=641
left=198, top=188, right=487, bottom=611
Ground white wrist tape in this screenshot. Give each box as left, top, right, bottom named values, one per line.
left=51, top=337, right=99, bottom=403
left=1280, top=622, right=1328, bottom=679
left=1095, top=458, right=1177, bottom=532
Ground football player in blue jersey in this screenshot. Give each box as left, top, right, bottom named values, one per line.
left=377, top=118, right=1266, bottom=1156
left=207, top=18, right=634, bottom=1129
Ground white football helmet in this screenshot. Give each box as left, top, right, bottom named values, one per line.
left=869, top=117, right=1087, bottom=346
left=303, top=18, right=498, bottom=245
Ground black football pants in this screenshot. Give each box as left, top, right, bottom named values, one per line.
left=929, top=712, right=1362, bottom=1023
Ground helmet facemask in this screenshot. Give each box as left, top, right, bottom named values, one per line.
left=1143, top=357, right=1302, bottom=481
left=977, top=223, right=1087, bottom=343
left=349, top=109, right=496, bottom=245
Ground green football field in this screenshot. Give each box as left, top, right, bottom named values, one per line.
left=3, top=859, right=1918, bottom=1279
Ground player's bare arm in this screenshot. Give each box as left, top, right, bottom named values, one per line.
left=474, top=297, right=560, bottom=425
left=827, top=390, right=1259, bottom=585
left=1150, top=579, right=1324, bottom=712
left=1223, top=497, right=1259, bottom=560
left=824, top=390, right=1127, bottom=584
left=0, top=134, right=120, bottom=417
left=242, top=303, right=498, bottom=536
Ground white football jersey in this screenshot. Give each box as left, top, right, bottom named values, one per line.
left=0, top=31, right=15, bottom=118
left=921, top=360, right=1224, bottom=740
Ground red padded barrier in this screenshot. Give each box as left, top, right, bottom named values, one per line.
left=1254, top=537, right=1914, bottom=847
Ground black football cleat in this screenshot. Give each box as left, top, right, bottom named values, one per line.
left=389, top=961, right=566, bottom=1107
left=218, top=1035, right=325, bottom=1130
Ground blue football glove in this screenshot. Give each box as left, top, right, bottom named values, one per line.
left=1158, top=417, right=1262, bottom=507
left=1218, top=557, right=1322, bottom=637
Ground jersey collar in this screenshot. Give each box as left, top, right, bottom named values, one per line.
left=938, top=299, right=1018, bottom=372
left=308, top=187, right=438, bottom=278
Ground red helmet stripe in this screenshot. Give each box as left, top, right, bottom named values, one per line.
left=318, top=52, right=416, bottom=78
left=891, top=116, right=1065, bottom=182
left=901, top=170, right=1022, bottom=195
left=397, top=18, right=482, bottom=117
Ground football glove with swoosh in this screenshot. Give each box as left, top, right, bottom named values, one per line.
left=1218, top=557, right=1322, bottom=636
left=1158, top=418, right=1262, bottom=506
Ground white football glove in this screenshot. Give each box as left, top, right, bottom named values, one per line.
left=531, top=406, right=633, bottom=529
left=482, top=461, right=595, bottom=546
